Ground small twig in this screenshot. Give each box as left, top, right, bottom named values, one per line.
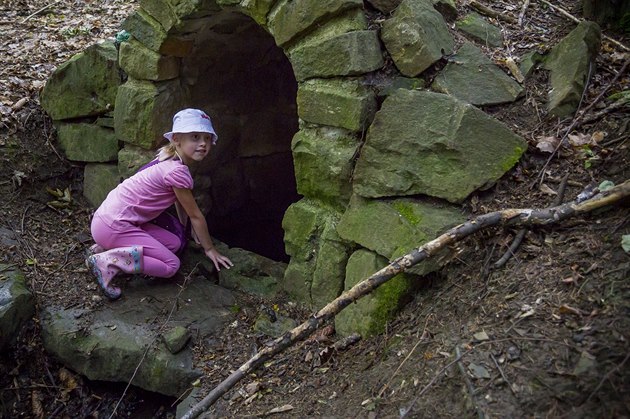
left=494, top=229, right=527, bottom=269
left=490, top=353, right=516, bottom=396
left=540, top=0, right=629, bottom=52
left=377, top=315, right=432, bottom=398
left=20, top=0, right=60, bottom=23
left=585, top=351, right=630, bottom=403
left=518, top=0, right=530, bottom=27
left=455, top=346, right=485, bottom=419
left=553, top=173, right=570, bottom=207
left=469, top=0, right=517, bottom=24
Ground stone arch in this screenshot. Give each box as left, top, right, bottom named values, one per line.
left=44, top=0, right=528, bottom=324
left=111, top=1, right=384, bottom=262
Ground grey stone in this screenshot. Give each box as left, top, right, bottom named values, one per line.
left=41, top=41, right=121, bottom=120
left=55, top=122, right=119, bottom=162
left=40, top=277, right=236, bottom=396
left=366, top=0, right=401, bottom=14
left=281, top=200, right=349, bottom=308
left=83, top=163, right=120, bottom=207
left=118, top=144, right=156, bottom=179
left=114, top=79, right=189, bottom=149
left=543, top=21, right=601, bottom=118
left=0, top=264, right=35, bottom=350
left=291, top=127, right=357, bottom=209
left=519, top=50, right=545, bottom=78
left=268, top=0, right=363, bottom=46
left=456, top=12, right=504, bottom=48
left=374, top=76, right=425, bottom=99
left=381, top=0, right=454, bottom=76
left=119, top=38, right=180, bottom=81
left=334, top=249, right=413, bottom=337
left=431, top=43, right=523, bottom=106
left=337, top=194, right=464, bottom=277
left=215, top=242, right=286, bottom=297
left=122, top=8, right=195, bottom=56
left=297, top=78, right=377, bottom=132
left=288, top=30, right=384, bottom=81
left=353, top=89, right=526, bottom=203
left=162, top=326, right=191, bottom=354
left=253, top=313, right=297, bottom=337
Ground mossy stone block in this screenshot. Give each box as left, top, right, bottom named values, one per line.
left=268, top=0, right=363, bottom=46
left=83, top=163, right=120, bottom=207
left=55, top=122, right=119, bottom=162
left=297, top=78, right=377, bottom=132
left=288, top=30, right=383, bottom=81
left=119, top=38, right=180, bottom=81
left=291, top=127, right=357, bottom=209
left=335, top=249, right=413, bottom=337
left=41, top=41, right=121, bottom=120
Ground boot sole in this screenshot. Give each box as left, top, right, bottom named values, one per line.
left=86, top=256, right=122, bottom=301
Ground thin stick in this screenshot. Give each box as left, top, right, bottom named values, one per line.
left=540, top=0, right=629, bottom=52
left=564, top=57, right=630, bottom=134
left=377, top=315, right=432, bottom=398
left=180, top=180, right=630, bottom=419
left=20, top=0, right=60, bottom=24
left=490, top=353, right=516, bottom=396
left=518, top=0, right=531, bottom=27
left=469, top=0, right=517, bottom=24
left=493, top=228, right=527, bottom=269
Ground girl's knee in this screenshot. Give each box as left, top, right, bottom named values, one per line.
left=163, top=258, right=181, bottom=278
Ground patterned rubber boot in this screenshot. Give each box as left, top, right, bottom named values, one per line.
left=86, top=246, right=143, bottom=300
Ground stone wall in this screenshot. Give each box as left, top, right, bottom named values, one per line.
left=41, top=0, right=531, bottom=336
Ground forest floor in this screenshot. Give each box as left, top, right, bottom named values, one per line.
left=1, top=0, right=629, bottom=418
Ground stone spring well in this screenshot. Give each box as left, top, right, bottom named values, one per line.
left=42, top=0, right=529, bottom=335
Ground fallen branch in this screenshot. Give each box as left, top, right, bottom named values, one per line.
left=540, top=0, right=629, bottom=52
left=181, top=180, right=630, bottom=419
left=20, top=0, right=61, bottom=24
left=495, top=173, right=570, bottom=268
left=469, top=0, right=517, bottom=24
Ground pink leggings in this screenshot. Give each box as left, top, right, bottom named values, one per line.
left=91, top=216, right=181, bottom=278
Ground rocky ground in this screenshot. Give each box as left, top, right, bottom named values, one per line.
left=1, top=0, right=629, bottom=418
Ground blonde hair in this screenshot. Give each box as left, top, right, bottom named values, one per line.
left=156, top=142, right=177, bottom=161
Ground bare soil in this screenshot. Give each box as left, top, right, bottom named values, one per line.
left=1, top=1, right=629, bottom=418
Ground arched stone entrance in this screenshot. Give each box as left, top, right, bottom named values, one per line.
left=181, top=11, right=299, bottom=261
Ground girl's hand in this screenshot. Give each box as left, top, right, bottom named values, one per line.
left=205, top=248, right=234, bottom=272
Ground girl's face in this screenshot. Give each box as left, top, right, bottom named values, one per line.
left=174, top=132, right=213, bottom=163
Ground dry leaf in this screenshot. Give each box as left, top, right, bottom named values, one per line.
left=266, top=404, right=294, bottom=414
left=559, top=304, right=583, bottom=316
left=539, top=183, right=557, bottom=195
left=591, top=131, right=606, bottom=143
left=536, top=136, right=559, bottom=153
left=568, top=132, right=592, bottom=147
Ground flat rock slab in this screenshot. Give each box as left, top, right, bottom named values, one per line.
left=0, top=264, right=35, bottom=350
left=40, top=276, right=236, bottom=396
left=456, top=12, right=503, bottom=47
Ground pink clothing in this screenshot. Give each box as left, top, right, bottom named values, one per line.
left=95, top=159, right=193, bottom=228
left=91, top=158, right=193, bottom=278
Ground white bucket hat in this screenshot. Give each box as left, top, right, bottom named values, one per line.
left=163, top=108, right=218, bottom=144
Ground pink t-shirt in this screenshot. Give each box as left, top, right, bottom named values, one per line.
left=95, top=159, right=193, bottom=227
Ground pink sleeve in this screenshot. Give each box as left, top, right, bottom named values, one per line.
left=164, top=165, right=193, bottom=189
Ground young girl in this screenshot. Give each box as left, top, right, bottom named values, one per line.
left=87, top=108, right=233, bottom=300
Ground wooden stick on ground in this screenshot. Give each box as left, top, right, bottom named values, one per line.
left=181, top=180, right=630, bottom=419
left=469, top=0, right=517, bottom=24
